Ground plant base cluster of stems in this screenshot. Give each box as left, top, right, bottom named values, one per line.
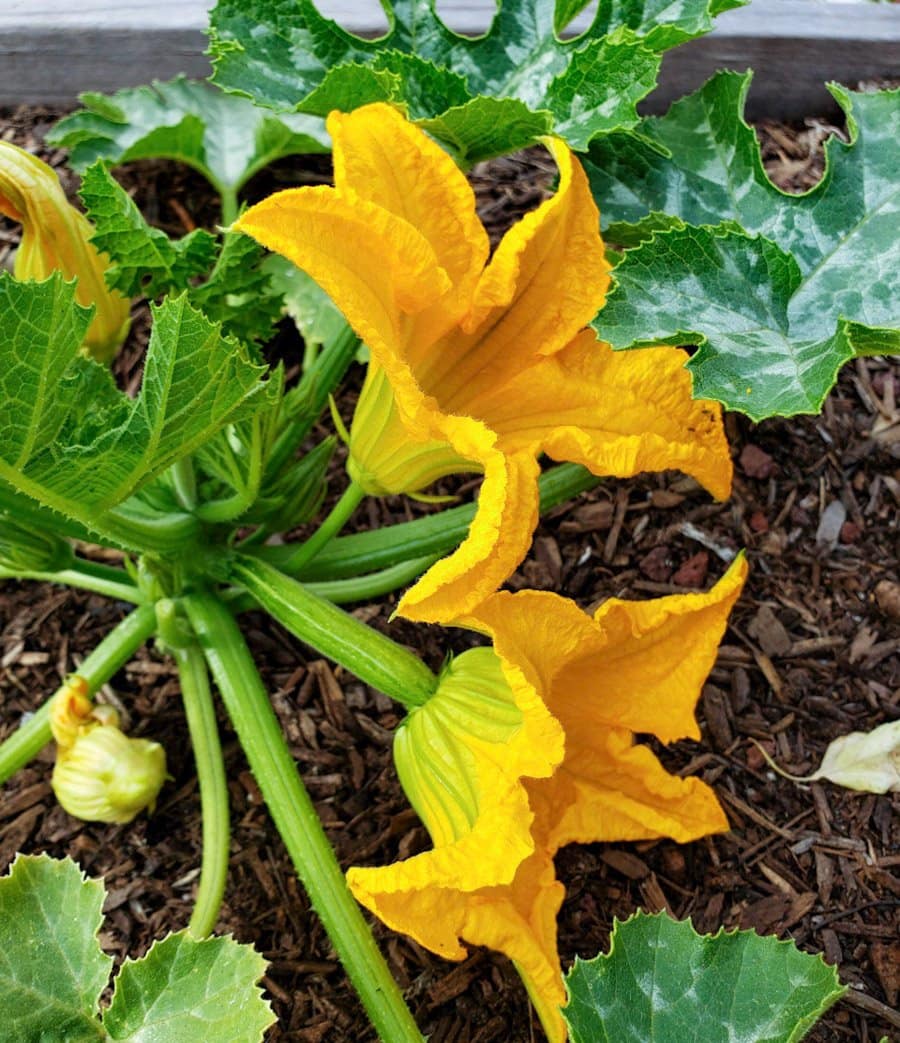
left=0, top=458, right=599, bottom=1041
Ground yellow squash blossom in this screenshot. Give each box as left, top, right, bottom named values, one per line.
left=235, top=104, right=732, bottom=624
left=0, top=141, right=130, bottom=361
left=348, top=557, right=747, bottom=1042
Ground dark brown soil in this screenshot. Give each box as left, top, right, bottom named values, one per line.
left=1, top=101, right=898, bottom=1043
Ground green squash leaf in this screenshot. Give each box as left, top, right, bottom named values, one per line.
left=102, top=933, right=275, bottom=1042
left=0, top=274, right=276, bottom=534
left=190, top=231, right=284, bottom=345
left=417, top=96, right=553, bottom=167
left=0, top=855, right=274, bottom=1043
left=544, top=29, right=661, bottom=150
left=590, top=76, right=900, bottom=418
left=208, top=0, right=737, bottom=157
left=563, top=910, right=845, bottom=1043
left=80, top=162, right=217, bottom=299
left=567, top=0, right=745, bottom=51
left=0, top=854, right=111, bottom=1042
left=48, top=76, right=329, bottom=197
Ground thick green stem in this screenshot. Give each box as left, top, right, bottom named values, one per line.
left=306, top=554, right=439, bottom=604
left=0, top=558, right=142, bottom=604
left=170, top=458, right=198, bottom=512
left=0, top=483, right=96, bottom=544
left=281, top=481, right=365, bottom=574
left=0, top=475, right=198, bottom=556
left=103, top=504, right=200, bottom=553
left=260, top=462, right=601, bottom=580
left=219, top=186, right=240, bottom=227
left=223, top=553, right=439, bottom=614
left=172, top=641, right=230, bottom=938
left=183, top=593, right=425, bottom=1043
left=0, top=604, right=157, bottom=785
left=231, top=555, right=437, bottom=708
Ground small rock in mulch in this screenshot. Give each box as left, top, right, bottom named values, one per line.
left=739, top=444, right=776, bottom=479
left=749, top=510, right=769, bottom=533
left=672, top=550, right=709, bottom=587
left=638, top=544, right=674, bottom=582
left=874, top=579, right=900, bottom=621
left=748, top=604, right=793, bottom=657
left=815, top=500, right=847, bottom=550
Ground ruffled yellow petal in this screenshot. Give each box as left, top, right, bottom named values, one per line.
left=328, top=104, right=488, bottom=323
left=233, top=185, right=450, bottom=357
left=430, top=138, right=610, bottom=406
left=465, top=561, right=744, bottom=852
left=462, top=847, right=568, bottom=1043
left=397, top=444, right=541, bottom=623
left=579, top=555, right=748, bottom=740
left=348, top=645, right=563, bottom=959
left=474, top=330, right=733, bottom=501
left=530, top=728, right=729, bottom=852
left=472, top=555, right=747, bottom=743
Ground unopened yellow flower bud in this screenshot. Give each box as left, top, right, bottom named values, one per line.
left=0, top=141, right=130, bottom=362
left=49, top=675, right=95, bottom=749
left=52, top=724, right=167, bottom=824
left=347, top=364, right=475, bottom=497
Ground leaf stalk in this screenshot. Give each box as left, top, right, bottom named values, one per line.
left=183, top=592, right=425, bottom=1043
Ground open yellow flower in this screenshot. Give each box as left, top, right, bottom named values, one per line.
left=235, top=104, right=733, bottom=624
left=348, top=557, right=747, bottom=1042
left=0, top=141, right=130, bottom=362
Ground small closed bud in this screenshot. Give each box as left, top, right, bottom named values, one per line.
left=49, top=675, right=95, bottom=749
left=52, top=724, right=167, bottom=824
left=0, top=514, right=73, bottom=573
left=0, top=141, right=130, bottom=362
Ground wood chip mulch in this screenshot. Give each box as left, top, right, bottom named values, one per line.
left=1, top=102, right=898, bottom=1042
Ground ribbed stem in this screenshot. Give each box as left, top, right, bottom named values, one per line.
left=0, top=604, right=157, bottom=785
left=223, top=554, right=439, bottom=614
left=183, top=592, right=425, bottom=1043
left=0, top=559, right=141, bottom=604
left=261, top=462, right=601, bottom=580
left=173, top=641, right=230, bottom=938
left=231, top=554, right=437, bottom=708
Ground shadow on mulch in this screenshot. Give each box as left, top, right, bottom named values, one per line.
left=1, top=101, right=898, bottom=1042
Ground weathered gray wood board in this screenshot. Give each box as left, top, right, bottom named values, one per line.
left=0, top=0, right=897, bottom=117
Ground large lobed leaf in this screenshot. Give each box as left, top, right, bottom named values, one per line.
left=588, top=73, right=900, bottom=419
left=0, top=854, right=110, bottom=1042
left=0, top=854, right=275, bottom=1042
left=563, top=910, right=845, bottom=1043
left=104, top=933, right=274, bottom=1041
left=208, top=0, right=742, bottom=161
left=80, top=165, right=282, bottom=344
left=0, top=273, right=276, bottom=534
left=48, top=76, right=329, bottom=196
left=190, top=231, right=285, bottom=345
left=79, top=162, right=217, bottom=300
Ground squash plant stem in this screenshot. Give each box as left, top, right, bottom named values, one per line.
left=183, top=591, right=426, bottom=1043
left=172, top=641, right=231, bottom=939
left=281, top=480, right=366, bottom=574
